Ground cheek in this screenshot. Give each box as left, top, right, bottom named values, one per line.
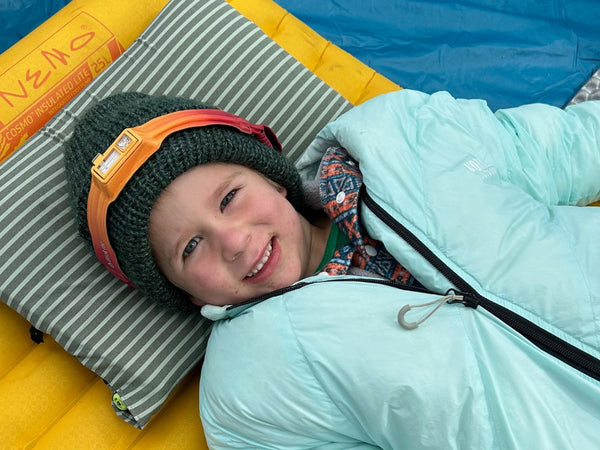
left=185, top=261, right=222, bottom=287
left=183, top=266, right=231, bottom=302
left=271, top=195, right=301, bottom=225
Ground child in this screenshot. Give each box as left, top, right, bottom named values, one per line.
left=65, top=90, right=600, bottom=448
left=64, top=91, right=420, bottom=312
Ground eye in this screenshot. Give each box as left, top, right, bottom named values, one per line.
left=183, top=237, right=201, bottom=258
left=220, top=189, right=238, bottom=212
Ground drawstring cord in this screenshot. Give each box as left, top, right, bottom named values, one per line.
left=397, top=290, right=477, bottom=330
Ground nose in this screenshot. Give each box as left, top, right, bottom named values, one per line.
left=213, top=222, right=249, bottom=262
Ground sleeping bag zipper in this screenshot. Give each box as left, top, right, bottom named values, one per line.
left=360, top=186, right=600, bottom=383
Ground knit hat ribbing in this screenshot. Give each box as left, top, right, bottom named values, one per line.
left=64, top=92, right=304, bottom=311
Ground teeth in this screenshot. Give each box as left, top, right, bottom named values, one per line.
left=246, top=242, right=272, bottom=278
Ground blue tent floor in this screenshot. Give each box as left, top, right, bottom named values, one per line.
left=2, top=0, right=599, bottom=109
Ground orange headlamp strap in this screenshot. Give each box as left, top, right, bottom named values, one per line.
left=87, top=109, right=282, bottom=286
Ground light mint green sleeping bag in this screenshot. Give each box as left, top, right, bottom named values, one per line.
left=199, top=90, right=600, bottom=449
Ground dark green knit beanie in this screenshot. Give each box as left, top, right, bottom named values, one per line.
left=64, top=92, right=304, bottom=311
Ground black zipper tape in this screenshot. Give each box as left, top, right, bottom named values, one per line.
left=360, top=185, right=600, bottom=382
left=229, top=276, right=436, bottom=311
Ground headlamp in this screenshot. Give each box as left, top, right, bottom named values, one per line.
left=87, top=109, right=281, bottom=286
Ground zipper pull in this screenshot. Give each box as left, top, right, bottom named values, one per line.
left=398, top=290, right=480, bottom=330
left=398, top=293, right=464, bottom=330
left=446, top=289, right=479, bottom=309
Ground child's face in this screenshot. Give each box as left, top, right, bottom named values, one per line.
left=149, top=163, right=316, bottom=306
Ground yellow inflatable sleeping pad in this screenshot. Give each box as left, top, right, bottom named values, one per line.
left=0, top=0, right=171, bottom=164
left=0, top=0, right=399, bottom=447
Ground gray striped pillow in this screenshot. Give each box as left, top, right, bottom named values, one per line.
left=0, top=0, right=351, bottom=429
left=568, top=67, right=600, bottom=105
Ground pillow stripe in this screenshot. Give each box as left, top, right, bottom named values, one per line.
left=3, top=221, right=75, bottom=300
left=201, top=33, right=276, bottom=101
left=116, top=315, right=197, bottom=389
left=235, top=55, right=295, bottom=113
left=104, top=311, right=183, bottom=380
left=218, top=48, right=286, bottom=108
left=42, top=267, right=124, bottom=331
left=126, top=324, right=212, bottom=406
left=283, top=94, right=350, bottom=163
left=162, top=9, right=249, bottom=94
left=57, top=277, right=129, bottom=344
left=246, top=65, right=309, bottom=122
left=77, top=290, right=144, bottom=360
left=0, top=174, right=65, bottom=228
left=45, top=270, right=114, bottom=338
left=277, top=83, right=339, bottom=145
left=0, top=198, right=69, bottom=273
left=130, top=5, right=241, bottom=94
left=0, top=132, right=54, bottom=181
left=11, top=234, right=81, bottom=308
left=21, top=249, right=104, bottom=323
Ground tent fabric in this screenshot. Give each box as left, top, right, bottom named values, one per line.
left=3, top=1, right=599, bottom=110
left=0, top=0, right=70, bottom=53
left=274, top=0, right=600, bottom=111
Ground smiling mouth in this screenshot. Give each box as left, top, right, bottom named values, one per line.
left=245, top=240, right=273, bottom=278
